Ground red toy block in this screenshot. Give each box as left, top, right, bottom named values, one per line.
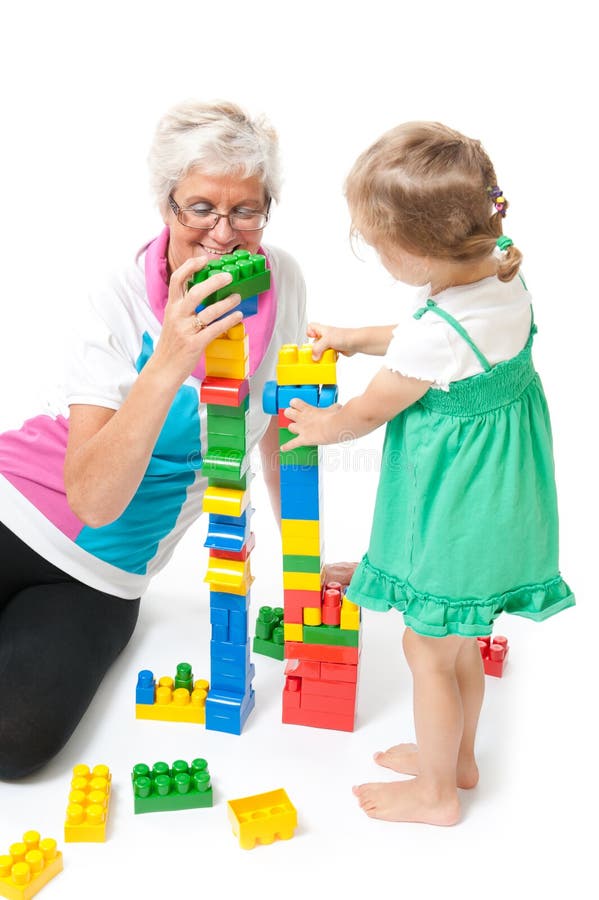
left=300, top=677, right=357, bottom=701
left=284, top=588, right=322, bottom=609
left=278, top=409, right=292, bottom=428
left=322, top=586, right=341, bottom=626
left=209, top=532, right=256, bottom=562
left=200, top=376, right=250, bottom=407
left=284, top=641, right=359, bottom=665
left=478, top=635, right=509, bottom=677
left=282, top=693, right=354, bottom=732
left=321, top=661, right=358, bottom=683
left=283, top=606, right=304, bottom=625
left=284, top=659, right=321, bottom=679
left=300, top=692, right=356, bottom=715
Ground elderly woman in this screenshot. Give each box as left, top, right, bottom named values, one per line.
left=0, top=100, right=308, bottom=779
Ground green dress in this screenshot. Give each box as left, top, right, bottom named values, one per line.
left=346, top=299, right=575, bottom=638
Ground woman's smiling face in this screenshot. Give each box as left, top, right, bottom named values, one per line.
left=165, top=169, right=268, bottom=274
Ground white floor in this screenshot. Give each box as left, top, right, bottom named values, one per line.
left=0, top=461, right=593, bottom=900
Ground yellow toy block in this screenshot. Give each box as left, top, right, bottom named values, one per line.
left=276, top=344, right=337, bottom=386
left=227, top=788, right=298, bottom=850
left=284, top=623, right=303, bottom=642
left=0, top=832, right=63, bottom=900
left=225, top=322, right=246, bottom=341
left=340, top=596, right=361, bottom=630
left=206, top=334, right=249, bottom=359
left=204, top=557, right=252, bottom=594
left=283, top=570, right=322, bottom=591
left=205, top=354, right=249, bottom=379
left=202, top=485, right=250, bottom=517
left=136, top=678, right=209, bottom=724
left=281, top=519, right=321, bottom=556
left=303, top=607, right=322, bottom=626
left=64, top=764, right=112, bottom=842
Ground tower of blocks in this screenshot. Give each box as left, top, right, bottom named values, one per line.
left=261, top=345, right=361, bottom=732
left=194, top=251, right=271, bottom=734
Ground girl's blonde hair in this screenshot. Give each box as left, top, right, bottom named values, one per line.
left=345, top=122, right=522, bottom=282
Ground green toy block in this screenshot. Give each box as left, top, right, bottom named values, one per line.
left=279, top=428, right=319, bottom=466
left=208, top=473, right=250, bottom=491
left=207, top=397, right=249, bottom=419
left=189, top=251, right=270, bottom=306
left=283, top=554, right=322, bottom=574
left=302, top=624, right=360, bottom=647
left=253, top=635, right=285, bottom=661
left=207, top=431, right=247, bottom=453
left=174, top=662, right=193, bottom=692
left=253, top=606, right=285, bottom=661
left=201, top=448, right=249, bottom=482
left=131, top=759, right=213, bottom=814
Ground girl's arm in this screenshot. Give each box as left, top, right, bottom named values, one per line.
left=281, top=367, right=431, bottom=449
left=308, top=322, right=396, bottom=359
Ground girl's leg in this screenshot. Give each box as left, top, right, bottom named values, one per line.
left=353, top=628, right=466, bottom=825
left=0, top=582, right=139, bottom=780
left=374, top=636, right=483, bottom=789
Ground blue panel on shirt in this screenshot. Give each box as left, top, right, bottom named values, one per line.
left=75, top=332, right=200, bottom=574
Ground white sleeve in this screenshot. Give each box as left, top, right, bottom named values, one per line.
left=64, top=290, right=137, bottom=410
left=383, top=312, right=458, bottom=392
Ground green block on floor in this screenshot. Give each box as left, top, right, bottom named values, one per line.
left=283, top=554, right=322, bottom=573
left=302, top=624, right=360, bottom=647
left=252, top=636, right=285, bottom=661
left=132, top=759, right=213, bottom=814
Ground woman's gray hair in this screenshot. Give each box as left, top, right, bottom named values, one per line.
left=148, top=99, right=282, bottom=215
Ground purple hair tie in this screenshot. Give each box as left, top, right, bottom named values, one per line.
left=487, top=185, right=507, bottom=217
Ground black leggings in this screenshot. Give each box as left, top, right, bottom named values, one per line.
left=0, top=522, right=139, bottom=780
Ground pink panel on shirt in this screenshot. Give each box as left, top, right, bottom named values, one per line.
left=0, top=414, right=84, bottom=540
left=142, top=227, right=278, bottom=380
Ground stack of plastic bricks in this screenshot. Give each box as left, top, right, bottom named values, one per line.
left=193, top=251, right=270, bottom=734
left=262, top=344, right=361, bottom=731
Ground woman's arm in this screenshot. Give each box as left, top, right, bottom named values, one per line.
left=281, top=367, right=432, bottom=449
left=65, top=258, right=243, bottom=527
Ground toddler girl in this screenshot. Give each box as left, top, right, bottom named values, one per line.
left=282, top=122, right=575, bottom=826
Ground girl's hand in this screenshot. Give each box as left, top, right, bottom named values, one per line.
left=307, top=322, right=355, bottom=360
left=150, top=255, right=244, bottom=385
left=324, top=561, right=359, bottom=587
left=281, top=398, right=342, bottom=450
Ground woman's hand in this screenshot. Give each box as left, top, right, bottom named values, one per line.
left=150, top=255, right=244, bottom=385
left=307, top=322, right=356, bottom=360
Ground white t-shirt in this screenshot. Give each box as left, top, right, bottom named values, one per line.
left=383, top=274, right=532, bottom=390
left=0, top=242, right=306, bottom=599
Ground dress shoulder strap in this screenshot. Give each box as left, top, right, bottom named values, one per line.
left=413, top=299, right=492, bottom=372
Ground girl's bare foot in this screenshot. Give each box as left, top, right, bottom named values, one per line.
left=352, top=778, right=460, bottom=825
left=373, top=743, right=479, bottom=789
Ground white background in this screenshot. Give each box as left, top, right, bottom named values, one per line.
left=0, top=1, right=595, bottom=898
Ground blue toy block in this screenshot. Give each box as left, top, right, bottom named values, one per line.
left=278, top=384, right=319, bottom=408
left=205, top=509, right=254, bottom=552
left=281, top=484, right=321, bottom=520
left=318, top=384, right=338, bottom=408
left=229, top=608, right=248, bottom=644
left=212, top=622, right=229, bottom=642
left=262, top=380, right=279, bottom=415
left=205, top=687, right=256, bottom=734
left=136, top=669, right=156, bottom=705
left=210, top=638, right=250, bottom=667
left=196, top=295, right=258, bottom=321
left=210, top=591, right=251, bottom=612
left=211, top=659, right=255, bottom=694
left=210, top=607, right=229, bottom=626
left=280, top=463, right=320, bottom=488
